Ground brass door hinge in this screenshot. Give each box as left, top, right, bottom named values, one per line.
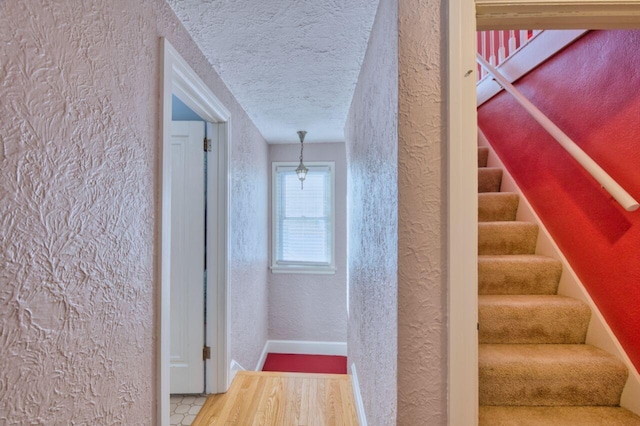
left=203, top=346, right=211, bottom=360
left=204, top=138, right=212, bottom=152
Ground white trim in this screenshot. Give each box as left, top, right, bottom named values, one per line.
left=206, top=120, right=232, bottom=395
left=171, top=71, right=230, bottom=124
left=270, top=161, right=336, bottom=274
left=160, top=38, right=231, bottom=426
left=448, top=0, right=479, bottom=424
left=255, top=343, right=270, bottom=372
left=349, top=363, right=367, bottom=426
left=477, top=30, right=588, bottom=106
left=479, top=130, right=640, bottom=416
left=254, top=340, right=348, bottom=371
left=270, top=266, right=337, bottom=275
left=267, top=339, right=347, bottom=355
left=229, top=359, right=246, bottom=385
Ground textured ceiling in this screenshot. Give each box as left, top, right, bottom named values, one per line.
left=166, top=0, right=380, bottom=143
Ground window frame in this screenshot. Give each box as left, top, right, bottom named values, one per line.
left=271, top=161, right=336, bottom=274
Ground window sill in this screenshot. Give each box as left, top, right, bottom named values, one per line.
left=269, top=265, right=337, bottom=275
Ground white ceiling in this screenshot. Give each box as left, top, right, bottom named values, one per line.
left=167, top=0, right=380, bottom=144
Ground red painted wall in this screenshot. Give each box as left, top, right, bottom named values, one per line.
left=479, top=30, right=640, bottom=372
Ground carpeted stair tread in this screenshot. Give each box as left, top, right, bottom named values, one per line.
left=479, top=406, right=640, bottom=425
left=479, top=192, right=519, bottom=222
left=479, top=344, right=628, bottom=406
left=479, top=146, right=489, bottom=168
left=479, top=295, right=591, bottom=344
left=478, top=255, right=562, bottom=295
left=479, top=167, right=503, bottom=193
left=479, top=222, right=538, bottom=255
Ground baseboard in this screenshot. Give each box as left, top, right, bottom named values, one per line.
left=229, top=359, right=245, bottom=385
left=479, top=129, right=640, bottom=416
left=255, top=343, right=270, bottom=372
left=254, top=340, right=348, bottom=371
left=350, top=363, right=368, bottom=426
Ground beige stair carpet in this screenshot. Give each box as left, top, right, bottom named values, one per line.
left=478, top=255, right=562, bottom=295
left=476, top=146, right=640, bottom=425
left=479, top=192, right=519, bottom=222
left=480, top=406, right=640, bottom=426
left=478, top=222, right=538, bottom=255
left=480, top=344, right=628, bottom=406
left=479, top=167, right=504, bottom=193
left=479, top=295, right=590, bottom=344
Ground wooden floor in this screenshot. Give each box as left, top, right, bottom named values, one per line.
left=192, top=371, right=359, bottom=425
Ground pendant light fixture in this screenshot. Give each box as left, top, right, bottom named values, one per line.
left=295, top=130, right=308, bottom=189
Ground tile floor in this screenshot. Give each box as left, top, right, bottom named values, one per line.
left=170, top=394, right=208, bottom=425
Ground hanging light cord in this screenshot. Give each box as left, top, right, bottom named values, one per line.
left=299, top=140, right=304, bottom=163
left=296, top=130, right=308, bottom=190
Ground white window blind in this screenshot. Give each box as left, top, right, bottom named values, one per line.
left=273, top=163, right=334, bottom=269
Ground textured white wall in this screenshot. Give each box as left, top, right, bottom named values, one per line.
left=0, top=0, right=268, bottom=423
left=228, top=121, right=270, bottom=373
left=398, top=0, right=447, bottom=423
left=344, top=0, right=398, bottom=423
left=267, top=143, right=347, bottom=343
left=166, top=0, right=380, bottom=144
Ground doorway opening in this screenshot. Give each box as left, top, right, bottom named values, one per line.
left=160, top=38, right=231, bottom=426
left=449, top=3, right=640, bottom=425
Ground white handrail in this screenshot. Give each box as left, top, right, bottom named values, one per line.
left=477, top=54, right=639, bottom=212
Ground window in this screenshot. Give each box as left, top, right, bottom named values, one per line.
left=271, top=162, right=335, bottom=274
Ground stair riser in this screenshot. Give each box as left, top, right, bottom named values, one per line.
left=479, top=147, right=489, bottom=168
left=479, top=193, right=519, bottom=222
left=479, top=301, right=591, bottom=344
left=480, top=372, right=627, bottom=406
left=478, top=258, right=562, bottom=295
left=479, top=223, right=538, bottom=255
left=479, top=345, right=628, bottom=406
left=480, top=406, right=640, bottom=425
left=479, top=168, right=503, bottom=193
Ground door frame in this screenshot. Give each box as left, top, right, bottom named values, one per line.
left=160, top=38, right=231, bottom=426
left=448, top=2, right=640, bottom=425
left=447, top=1, right=479, bottom=425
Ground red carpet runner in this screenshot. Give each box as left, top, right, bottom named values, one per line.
left=262, top=353, right=347, bottom=374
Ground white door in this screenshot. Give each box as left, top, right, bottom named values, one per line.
left=170, top=121, right=205, bottom=394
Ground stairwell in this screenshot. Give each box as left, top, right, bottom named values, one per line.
left=477, top=145, right=640, bottom=425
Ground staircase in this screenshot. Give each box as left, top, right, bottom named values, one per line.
left=477, top=146, right=640, bottom=425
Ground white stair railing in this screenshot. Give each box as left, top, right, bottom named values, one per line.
left=477, top=54, right=639, bottom=212
left=477, top=30, right=537, bottom=81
